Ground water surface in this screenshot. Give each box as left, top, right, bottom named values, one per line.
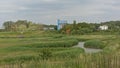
left=74, top=42, right=102, bottom=53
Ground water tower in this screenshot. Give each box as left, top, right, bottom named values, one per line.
left=57, top=19, right=67, bottom=30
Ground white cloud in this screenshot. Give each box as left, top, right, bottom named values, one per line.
left=0, top=0, right=120, bottom=25
left=43, top=0, right=58, bottom=2
left=0, top=0, right=29, bottom=13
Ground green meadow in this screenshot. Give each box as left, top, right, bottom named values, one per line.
left=0, top=31, right=119, bottom=68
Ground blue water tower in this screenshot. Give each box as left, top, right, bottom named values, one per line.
left=57, top=19, right=61, bottom=30
left=57, top=19, right=67, bottom=30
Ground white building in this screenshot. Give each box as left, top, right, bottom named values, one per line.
left=99, top=25, right=108, bottom=30
left=43, top=27, right=54, bottom=30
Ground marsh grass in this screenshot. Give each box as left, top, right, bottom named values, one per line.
left=0, top=53, right=119, bottom=68
left=84, top=40, right=105, bottom=49
left=0, top=31, right=120, bottom=68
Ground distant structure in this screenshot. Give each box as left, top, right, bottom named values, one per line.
left=43, top=25, right=55, bottom=31
left=57, top=19, right=67, bottom=30
left=99, top=25, right=108, bottom=30
left=43, top=27, right=54, bottom=30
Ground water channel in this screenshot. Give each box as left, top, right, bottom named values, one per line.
left=74, top=42, right=102, bottom=53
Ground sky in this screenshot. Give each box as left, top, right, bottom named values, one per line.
left=0, top=0, right=120, bottom=27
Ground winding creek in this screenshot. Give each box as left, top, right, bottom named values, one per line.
left=74, top=42, right=102, bottom=53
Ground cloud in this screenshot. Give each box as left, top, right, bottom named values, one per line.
left=42, top=0, right=58, bottom=2
left=0, top=0, right=120, bottom=26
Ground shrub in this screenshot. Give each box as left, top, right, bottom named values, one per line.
left=39, top=49, right=52, bottom=60
left=84, top=40, right=105, bottom=49
left=23, top=39, right=79, bottom=48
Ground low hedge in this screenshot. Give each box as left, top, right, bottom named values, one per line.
left=23, top=39, right=79, bottom=48
left=84, top=40, right=105, bottom=49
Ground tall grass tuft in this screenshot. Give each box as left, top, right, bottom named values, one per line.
left=84, top=40, right=105, bottom=49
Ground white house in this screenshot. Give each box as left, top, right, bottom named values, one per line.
left=99, top=25, right=108, bottom=30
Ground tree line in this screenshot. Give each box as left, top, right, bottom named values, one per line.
left=2, top=20, right=120, bottom=34
left=60, top=20, right=120, bottom=35
left=2, top=20, right=50, bottom=32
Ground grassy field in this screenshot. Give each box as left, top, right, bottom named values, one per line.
left=0, top=31, right=120, bottom=68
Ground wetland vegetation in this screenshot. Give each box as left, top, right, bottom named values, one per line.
left=0, top=20, right=120, bottom=68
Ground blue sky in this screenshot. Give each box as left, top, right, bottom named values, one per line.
left=0, top=0, right=120, bottom=27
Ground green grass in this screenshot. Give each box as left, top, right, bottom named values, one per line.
left=0, top=48, right=84, bottom=64
left=0, top=53, right=119, bottom=68
left=84, top=40, right=105, bottom=49
left=0, top=31, right=120, bottom=68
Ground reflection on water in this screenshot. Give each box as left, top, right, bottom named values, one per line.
left=74, top=42, right=102, bottom=53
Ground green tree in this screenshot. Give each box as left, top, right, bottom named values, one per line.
left=3, top=21, right=15, bottom=31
